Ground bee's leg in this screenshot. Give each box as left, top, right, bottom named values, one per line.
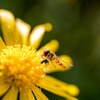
left=41, top=59, right=48, bottom=64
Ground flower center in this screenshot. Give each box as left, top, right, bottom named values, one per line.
left=0, top=45, right=45, bottom=90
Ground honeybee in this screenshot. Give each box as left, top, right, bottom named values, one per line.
left=42, top=49, right=72, bottom=69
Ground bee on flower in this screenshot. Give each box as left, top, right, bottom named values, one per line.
left=0, top=9, right=79, bottom=100
left=41, top=49, right=73, bottom=69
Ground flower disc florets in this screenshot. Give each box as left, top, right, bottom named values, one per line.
left=0, top=45, right=45, bottom=90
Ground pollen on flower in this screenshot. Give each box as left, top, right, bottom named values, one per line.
left=0, top=45, right=46, bottom=90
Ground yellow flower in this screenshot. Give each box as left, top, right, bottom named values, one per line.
left=0, top=9, right=79, bottom=100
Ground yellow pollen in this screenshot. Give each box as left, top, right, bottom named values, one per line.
left=0, top=45, right=45, bottom=90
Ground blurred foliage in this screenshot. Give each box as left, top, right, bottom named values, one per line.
left=0, top=0, right=100, bottom=100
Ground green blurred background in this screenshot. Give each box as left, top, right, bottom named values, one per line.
left=0, top=0, right=100, bottom=100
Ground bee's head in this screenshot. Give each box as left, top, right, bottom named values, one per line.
left=43, top=49, right=50, bottom=57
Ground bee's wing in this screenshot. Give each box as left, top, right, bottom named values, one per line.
left=51, top=55, right=73, bottom=69
left=59, top=57, right=73, bottom=67
left=45, top=55, right=73, bottom=73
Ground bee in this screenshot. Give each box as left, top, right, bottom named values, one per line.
left=42, top=49, right=72, bottom=69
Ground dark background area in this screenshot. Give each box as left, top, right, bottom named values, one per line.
left=0, top=0, right=100, bottom=100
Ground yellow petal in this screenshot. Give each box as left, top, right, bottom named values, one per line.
left=32, top=86, right=49, bottom=100
left=2, top=85, right=18, bottom=100
left=20, top=90, right=28, bottom=100
left=0, top=37, right=6, bottom=50
left=16, top=18, right=31, bottom=45
left=59, top=55, right=73, bottom=65
left=29, top=23, right=52, bottom=49
left=65, top=85, right=80, bottom=97
left=45, top=76, right=79, bottom=96
left=38, top=39, right=59, bottom=54
left=0, top=9, right=16, bottom=45
left=38, top=75, right=79, bottom=99
left=0, top=79, right=11, bottom=96
left=20, top=89, right=35, bottom=100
